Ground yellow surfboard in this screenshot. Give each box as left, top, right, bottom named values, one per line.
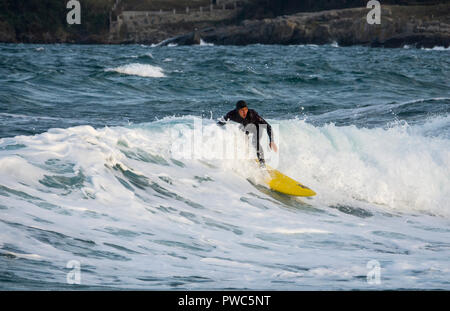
left=264, top=165, right=316, bottom=197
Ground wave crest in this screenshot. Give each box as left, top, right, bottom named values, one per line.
left=106, top=63, right=165, bottom=78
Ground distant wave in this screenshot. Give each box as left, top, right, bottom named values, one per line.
left=403, top=45, right=450, bottom=51
left=129, top=53, right=153, bottom=59
left=422, top=46, right=450, bottom=51
left=330, top=41, right=339, bottom=48
left=0, top=113, right=62, bottom=121
left=399, top=97, right=450, bottom=105
left=199, top=39, right=214, bottom=46
left=106, top=63, right=165, bottom=78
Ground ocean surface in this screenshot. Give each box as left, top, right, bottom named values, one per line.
left=0, top=43, right=449, bottom=290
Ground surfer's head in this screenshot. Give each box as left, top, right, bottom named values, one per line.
left=236, top=100, right=248, bottom=119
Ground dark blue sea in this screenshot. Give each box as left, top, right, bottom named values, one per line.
left=0, top=43, right=449, bottom=290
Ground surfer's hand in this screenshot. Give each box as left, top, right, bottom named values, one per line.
left=270, top=142, right=278, bottom=152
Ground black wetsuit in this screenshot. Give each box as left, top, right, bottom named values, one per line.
left=217, top=109, right=273, bottom=164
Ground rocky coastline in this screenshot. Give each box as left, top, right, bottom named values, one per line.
left=158, top=4, right=450, bottom=48
left=0, top=3, right=449, bottom=48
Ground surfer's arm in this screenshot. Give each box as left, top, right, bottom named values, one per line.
left=217, top=111, right=233, bottom=126
left=217, top=119, right=226, bottom=126
left=254, top=112, right=273, bottom=143
left=253, top=111, right=277, bottom=151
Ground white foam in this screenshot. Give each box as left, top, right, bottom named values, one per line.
left=1, top=116, right=450, bottom=289
left=200, top=257, right=255, bottom=269
left=3, top=251, right=44, bottom=260
left=106, top=63, right=165, bottom=78
left=1, top=116, right=449, bottom=219
left=0, top=156, right=45, bottom=187
left=276, top=118, right=450, bottom=217
left=272, top=228, right=330, bottom=234
left=331, top=41, right=339, bottom=48
left=421, top=46, right=450, bottom=51
left=199, top=39, right=214, bottom=46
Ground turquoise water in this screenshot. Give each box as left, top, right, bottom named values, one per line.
left=0, top=43, right=449, bottom=289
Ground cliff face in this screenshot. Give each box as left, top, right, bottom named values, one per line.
left=0, top=0, right=113, bottom=44
left=238, top=0, right=446, bottom=18
left=108, top=6, right=242, bottom=44
left=161, top=4, right=450, bottom=48
left=0, top=20, right=15, bottom=42
left=0, top=1, right=449, bottom=48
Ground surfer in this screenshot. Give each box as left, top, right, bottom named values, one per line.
left=217, top=100, right=278, bottom=166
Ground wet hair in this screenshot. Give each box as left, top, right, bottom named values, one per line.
left=236, top=100, right=247, bottom=110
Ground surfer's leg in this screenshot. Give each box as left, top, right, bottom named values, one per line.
left=255, top=126, right=265, bottom=166
left=246, top=124, right=265, bottom=166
